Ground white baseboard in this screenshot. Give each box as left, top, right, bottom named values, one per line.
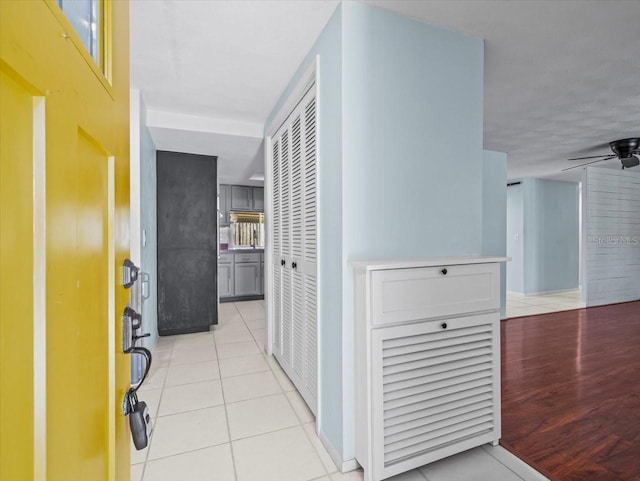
left=318, top=430, right=360, bottom=473
left=507, top=287, right=580, bottom=296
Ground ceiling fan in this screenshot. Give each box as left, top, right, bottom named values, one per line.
left=563, top=138, right=640, bottom=172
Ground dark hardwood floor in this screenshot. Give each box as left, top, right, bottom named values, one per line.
left=500, top=301, right=640, bottom=481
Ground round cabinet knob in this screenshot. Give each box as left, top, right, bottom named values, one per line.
left=441, top=268, right=448, bottom=275
left=441, top=322, right=448, bottom=329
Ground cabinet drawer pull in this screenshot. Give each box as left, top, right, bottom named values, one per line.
left=441, top=322, right=448, bottom=329
left=441, top=268, right=448, bottom=275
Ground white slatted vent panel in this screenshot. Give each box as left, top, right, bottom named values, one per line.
left=304, top=97, right=317, bottom=263
left=291, top=116, right=303, bottom=259
left=281, top=130, right=290, bottom=257
left=272, top=139, right=281, bottom=351
left=292, top=270, right=304, bottom=377
left=382, top=323, right=495, bottom=467
left=304, top=276, right=318, bottom=399
left=280, top=129, right=292, bottom=365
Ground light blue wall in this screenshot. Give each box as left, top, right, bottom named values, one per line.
left=341, top=2, right=484, bottom=460
left=523, top=179, right=579, bottom=294
left=265, top=6, right=344, bottom=456
left=140, top=97, right=158, bottom=349
left=267, top=1, right=486, bottom=463
left=482, top=151, right=507, bottom=318
left=506, top=183, right=524, bottom=292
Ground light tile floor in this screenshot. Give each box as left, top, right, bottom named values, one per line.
left=131, top=300, right=548, bottom=481
left=506, top=289, right=584, bottom=318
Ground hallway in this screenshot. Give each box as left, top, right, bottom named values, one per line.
left=131, top=301, right=547, bottom=481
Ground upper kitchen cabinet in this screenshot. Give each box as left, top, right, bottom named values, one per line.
left=252, top=187, right=264, bottom=211
left=225, top=184, right=264, bottom=212
left=219, top=184, right=230, bottom=226
left=231, top=185, right=252, bottom=210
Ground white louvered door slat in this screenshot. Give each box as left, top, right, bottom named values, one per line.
left=270, top=83, right=318, bottom=416
left=302, top=92, right=318, bottom=411
left=291, top=115, right=304, bottom=378
left=271, top=138, right=281, bottom=354
left=370, top=312, right=499, bottom=479
left=280, top=128, right=292, bottom=366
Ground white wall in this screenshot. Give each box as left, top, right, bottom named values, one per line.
left=582, top=167, right=640, bottom=306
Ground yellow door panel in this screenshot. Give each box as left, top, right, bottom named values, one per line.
left=0, top=65, right=36, bottom=481
left=0, top=1, right=130, bottom=480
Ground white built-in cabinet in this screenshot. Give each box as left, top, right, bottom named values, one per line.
left=270, top=85, right=318, bottom=414
left=353, top=257, right=506, bottom=481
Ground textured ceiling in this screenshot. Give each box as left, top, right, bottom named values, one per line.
left=131, top=0, right=640, bottom=184
left=363, top=0, right=640, bottom=181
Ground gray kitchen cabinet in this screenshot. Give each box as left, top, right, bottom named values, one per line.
left=219, top=184, right=231, bottom=226
left=252, top=187, right=264, bottom=211
left=234, top=262, right=261, bottom=296
left=220, top=252, right=263, bottom=300
left=260, top=253, right=264, bottom=294
left=231, top=185, right=252, bottom=210
left=218, top=253, right=234, bottom=297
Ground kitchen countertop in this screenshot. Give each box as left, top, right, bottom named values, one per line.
left=220, top=248, right=264, bottom=254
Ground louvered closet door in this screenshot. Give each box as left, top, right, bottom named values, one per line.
left=280, top=129, right=292, bottom=366
left=271, top=139, right=282, bottom=354
left=290, top=115, right=305, bottom=379
left=270, top=85, right=318, bottom=415
left=301, top=92, right=318, bottom=411
left=370, top=313, right=500, bottom=480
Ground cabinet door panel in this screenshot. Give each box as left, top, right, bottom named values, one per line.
left=219, top=263, right=234, bottom=297
left=231, top=185, right=252, bottom=210
left=219, top=184, right=230, bottom=226
left=235, top=262, right=260, bottom=296
left=253, top=187, right=264, bottom=211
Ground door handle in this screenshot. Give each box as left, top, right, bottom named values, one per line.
left=291, top=262, right=297, bottom=270
left=281, top=259, right=286, bottom=267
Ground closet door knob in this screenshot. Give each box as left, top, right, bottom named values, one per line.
left=281, top=259, right=286, bottom=267
left=292, top=262, right=297, bottom=270
left=441, top=268, right=448, bottom=275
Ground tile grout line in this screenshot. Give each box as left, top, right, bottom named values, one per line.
left=212, top=311, right=240, bottom=481
left=137, top=336, right=174, bottom=479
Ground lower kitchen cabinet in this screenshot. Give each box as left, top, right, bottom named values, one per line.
left=219, top=251, right=264, bottom=301
left=234, top=262, right=260, bottom=296
left=218, top=262, right=234, bottom=297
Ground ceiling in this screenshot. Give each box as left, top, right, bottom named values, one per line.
left=131, top=0, right=640, bottom=184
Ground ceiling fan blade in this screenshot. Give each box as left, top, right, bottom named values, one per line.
left=570, top=141, right=612, bottom=155
left=562, top=157, right=614, bottom=172
left=568, top=154, right=613, bottom=161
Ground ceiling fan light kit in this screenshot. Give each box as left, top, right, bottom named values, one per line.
left=564, top=138, right=640, bottom=171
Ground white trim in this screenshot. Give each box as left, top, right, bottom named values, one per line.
left=312, top=54, right=322, bottom=436
left=265, top=60, right=317, bottom=138
left=107, top=156, right=116, bottom=481
left=264, top=135, right=273, bottom=356
left=318, top=429, right=359, bottom=474
left=506, top=287, right=581, bottom=296
left=32, top=96, right=46, bottom=481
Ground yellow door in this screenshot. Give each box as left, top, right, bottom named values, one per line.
left=1, top=1, right=130, bottom=480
